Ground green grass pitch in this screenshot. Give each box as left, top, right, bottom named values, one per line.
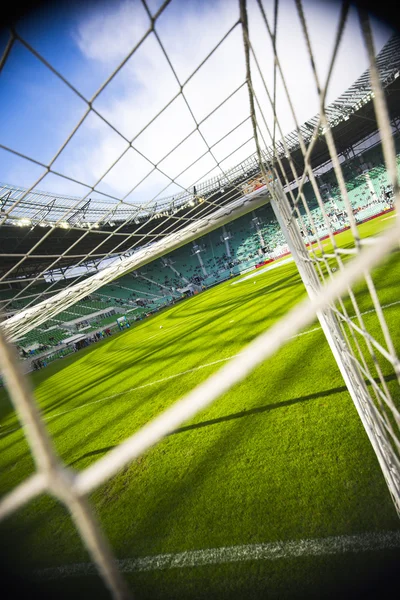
left=1, top=213, right=400, bottom=598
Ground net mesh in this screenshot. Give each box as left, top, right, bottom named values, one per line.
left=0, top=0, right=400, bottom=597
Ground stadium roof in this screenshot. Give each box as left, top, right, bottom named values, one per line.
left=1, top=33, right=400, bottom=283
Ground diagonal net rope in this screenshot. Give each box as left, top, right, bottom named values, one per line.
left=0, top=0, right=253, bottom=313
left=1, top=0, right=400, bottom=598
left=0, top=3, right=398, bottom=330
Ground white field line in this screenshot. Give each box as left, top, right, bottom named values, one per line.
left=0, top=357, right=242, bottom=437
left=231, top=257, right=293, bottom=284
left=114, top=308, right=210, bottom=352
left=34, top=530, right=400, bottom=581
left=1, top=300, right=400, bottom=439
left=0, top=327, right=323, bottom=437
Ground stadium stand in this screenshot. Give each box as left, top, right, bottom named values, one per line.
left=4, top=144, right=398, bottom=356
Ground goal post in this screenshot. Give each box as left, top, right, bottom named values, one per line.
left=270, top=179, right=400, bottom=515
left=1, top=0, right=400, bottom=598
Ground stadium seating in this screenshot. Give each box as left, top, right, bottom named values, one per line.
left=19, top=325, right=70, bottom=349
left=12, top=142, right=398, bottom=354
left=166, top=245, right=205, bottom=285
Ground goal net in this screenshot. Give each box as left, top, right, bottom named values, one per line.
left=0, top=0, right=399, bottom=597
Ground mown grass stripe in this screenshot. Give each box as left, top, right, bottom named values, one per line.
left=2, top=299, right=400, bottom=438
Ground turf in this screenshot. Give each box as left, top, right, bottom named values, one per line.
left=1, top=212, right=400, bottom=599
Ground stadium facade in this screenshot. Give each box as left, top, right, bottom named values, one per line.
left=1, top=33, right=400, bottom=351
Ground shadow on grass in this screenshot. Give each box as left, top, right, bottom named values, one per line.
left=22, top=282, right=300, bottom=430
left=3, top=325, right=399, bottom=600
left=0, top=264, right=301, bottom=433
left=67, top=370, right=398, bottom=469
left=66, top=384, right=340, bottom=468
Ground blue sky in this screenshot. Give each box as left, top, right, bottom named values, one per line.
left=0, top=0, right=393, bottom=208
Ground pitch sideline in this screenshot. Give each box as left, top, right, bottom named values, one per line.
left=0, top=327, right=322, bottom=436
left=231, top=257, right=293, bottom=284
left=35, top=530, right=400, bottom=580
left=1, top=300, right=400, bottom=438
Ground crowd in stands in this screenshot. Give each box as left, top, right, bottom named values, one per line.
left=3, top=141, right=399, bottom=368
left=32, top=358, right=47, bottom=370
left=73, top=328, right=112, bottom=350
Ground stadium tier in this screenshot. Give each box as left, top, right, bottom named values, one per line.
left=2, top=144, right=397, bottom=354
left=1, top=19, right=400, bottom=599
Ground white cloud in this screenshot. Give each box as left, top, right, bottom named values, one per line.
left=174, top=150, right=217, bottom=190
left=74, top=0, right=150, bottom=65
left=20, top=0, right=394, bottom=209
left=124, top=169, right=180, bottom=205
left=134, top=95, right=196, bottom=165
left=97, top=147, right=154, bottom=198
